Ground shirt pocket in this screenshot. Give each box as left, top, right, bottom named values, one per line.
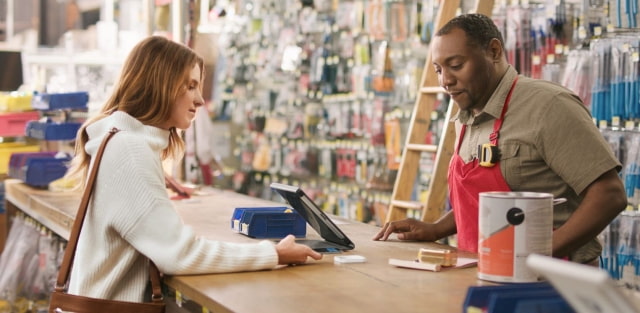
left=500, top=142, right=521, bottom=188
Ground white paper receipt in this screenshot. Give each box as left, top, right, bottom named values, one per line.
left=334, top=255, right=367, bottom=264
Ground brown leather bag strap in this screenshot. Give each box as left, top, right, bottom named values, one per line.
left=54, top=128, right=163, bottom=301
left=149, top=261, right=163, bottom=303
left=55, top=127, right=120, bottom=291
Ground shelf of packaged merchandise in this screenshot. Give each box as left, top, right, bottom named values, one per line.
left=21, top=48, right=125, bottom=66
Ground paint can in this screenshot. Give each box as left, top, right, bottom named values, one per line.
left=478, top=192, right=554, bottom=283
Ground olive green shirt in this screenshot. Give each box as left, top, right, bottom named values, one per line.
left=453, top=66, right=621, bottom=263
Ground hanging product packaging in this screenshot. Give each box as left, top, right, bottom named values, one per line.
left=478, top=192, right=555, bottom=283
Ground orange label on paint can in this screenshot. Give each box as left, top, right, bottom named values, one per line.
left=479, top=225, right=514, bottom=277
left=478, top=192, right=553, bottom=283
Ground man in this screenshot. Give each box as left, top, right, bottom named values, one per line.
left=373, top=13, right=626, bottom=264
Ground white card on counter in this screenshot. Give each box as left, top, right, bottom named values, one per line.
left=334, top=255, right=367, bottom=264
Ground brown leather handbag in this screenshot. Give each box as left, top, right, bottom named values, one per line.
left=49, top=128, right=165, bottom=313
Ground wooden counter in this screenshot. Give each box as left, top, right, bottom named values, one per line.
left=3, top=179, right=489, bottom=313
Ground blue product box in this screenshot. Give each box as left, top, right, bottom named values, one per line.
left=231, top=207, right=306, bottom=239
left=463, top=282, right=564, bottom=313
left=514, top=297, right=575, bottom=313
left=486, top=289, right=574, bottom=313
left=25, top=120, right=81, bottom=140
left=8, top=152, right=71, bottom=187
left=31, top=91, right=89, bottom=111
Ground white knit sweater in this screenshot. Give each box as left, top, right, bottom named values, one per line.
left=68, top=111, right=278, bottom=302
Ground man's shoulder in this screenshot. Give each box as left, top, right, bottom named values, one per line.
left=513, top=77, right=585, bottom=112
left=516, top=76, right=575, bottom=97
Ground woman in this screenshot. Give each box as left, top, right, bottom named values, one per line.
left=65, top=36, right=322, bottom=303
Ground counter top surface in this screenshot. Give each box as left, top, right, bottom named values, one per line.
left=4, top=179, right=489, bottom=313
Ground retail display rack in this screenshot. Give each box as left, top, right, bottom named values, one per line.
left=4, top=91, right=88, bottom=187
left=209, top=0, right=448, bottom=226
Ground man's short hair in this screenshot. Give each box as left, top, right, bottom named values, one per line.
left=436, top=13, right=504, bottom=49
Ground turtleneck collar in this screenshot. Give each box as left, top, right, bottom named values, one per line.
left=85, top=111, right=170, bottom=156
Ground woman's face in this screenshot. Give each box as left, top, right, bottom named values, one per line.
left=161, top=63, right=204, bottom=130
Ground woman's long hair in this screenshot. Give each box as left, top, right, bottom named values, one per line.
left=66, top=36, right=204, bottom=182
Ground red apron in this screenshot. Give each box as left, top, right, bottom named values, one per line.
left=447, top=78, right=518, bottom=252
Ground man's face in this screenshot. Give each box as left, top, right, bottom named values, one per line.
left=431, top=28, right=497, bottom=114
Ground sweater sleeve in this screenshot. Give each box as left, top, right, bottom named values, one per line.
left=125, top=196, right=279, bottom=275
left=96, top=134, right=279, bottom=275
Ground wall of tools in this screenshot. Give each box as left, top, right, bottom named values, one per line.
left=198, top=0, right=640, bottom=227
left=204, top=0, right=447, bottom=225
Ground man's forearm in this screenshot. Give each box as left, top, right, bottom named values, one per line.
left=552, top=170, right=626, bottom=258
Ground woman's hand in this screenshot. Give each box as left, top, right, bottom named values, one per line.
left=275, top=235, right=323, bottom=264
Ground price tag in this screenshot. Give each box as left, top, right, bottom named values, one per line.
left=578, top=27, right=587, bottom=39
left=554, top=44, right=563, bottom=55
left=176, top=290, right=183, bottom=307
left=532, top=55, right=541, bottom=65
left=606, top=24, right=615, bottom=33
left=546, top=54, right=555, bottom=64
left=594, top=26, right=602, bottom=36
left=612, top=116, right=621, bottom=127
left=625, top=121, right=635, bottom=130
left=598, top=120, right=608, bottom=129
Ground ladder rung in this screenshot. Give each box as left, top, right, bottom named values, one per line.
left=406, top=143, right=438, bottom=153
left=420, top=86, right=446, bottom=94
left=391, top=200, right=424, bottom=210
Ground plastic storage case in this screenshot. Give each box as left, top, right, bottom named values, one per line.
left=31, top=91, right=89, bottom=111
left=463, top=282, right=574, bottom=313
left=231, top=207, right=306, bottom=239
left=0, top=111, right=40, bottom=137
left=25, top=119, right=81, bottom=140
left=0, top=142, right=40, bottom=174
left=8, top=152, right=71, bottom=187
left=0, top=92, right=33, bottom=112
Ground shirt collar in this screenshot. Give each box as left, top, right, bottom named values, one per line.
left=451, top=66, right=519, bottom=124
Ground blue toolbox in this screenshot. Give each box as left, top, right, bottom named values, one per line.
left=8, top=152, right=71, bottom=187
left=231, top=207, right=306, bottom=239
left=25, top=119, right=81, bottom=141
left=31, top=91, right=89, bottom=111
left=463, top=282, right=574, bottom=313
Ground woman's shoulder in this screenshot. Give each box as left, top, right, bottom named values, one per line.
left=110, top=130, right=152, bottom=149
left=100, top=130, right=160, bottom=166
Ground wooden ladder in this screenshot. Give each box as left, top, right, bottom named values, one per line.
left=386, top=0, right=496, bottom=223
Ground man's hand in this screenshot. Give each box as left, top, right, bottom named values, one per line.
left=372, top=218, right=437, bottom=241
